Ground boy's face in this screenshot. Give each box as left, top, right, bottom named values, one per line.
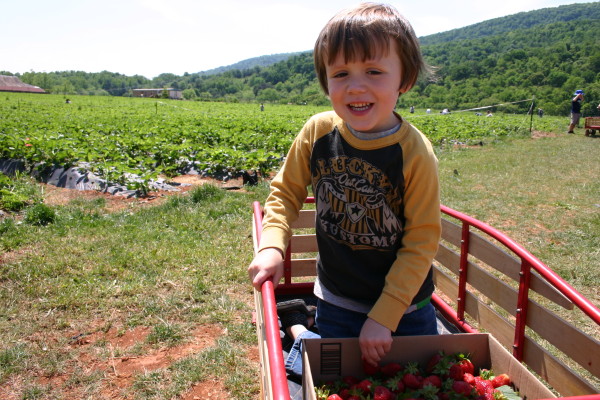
left=325, top=40, right=402, bottom=133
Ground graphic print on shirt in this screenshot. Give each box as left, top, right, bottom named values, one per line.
left=312, top=153, right=403, bottom=251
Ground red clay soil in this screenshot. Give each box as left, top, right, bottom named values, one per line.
left=0, top=321, right=259, bottom=399
left=0, top=176, right=259, bottom=399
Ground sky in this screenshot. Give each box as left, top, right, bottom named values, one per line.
left=1, top=0, right=596, bottom=79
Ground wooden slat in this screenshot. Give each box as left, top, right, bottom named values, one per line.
left=440, top=217, right=462, bottom=245
left=468, top=231, right=573, bottom=310
left=289, top=258, right=317, bottom=278
left=432, top=267, right=514, bottom=347
left=522, top=335, right=600, bottom=396
left=432, top=267, right=459, bottom=308
left=440, top=218, right=573, bottom=309
left=527, top=301, right=600, bottom=378
left=289, top=234, right=318, bottom=253
left=434, top=243, right=461, bottom=275
left=433, top=268, right=598, bottom=396
left=291, top=209, right=316, bottom=229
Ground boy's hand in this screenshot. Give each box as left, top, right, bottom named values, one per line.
left=359, top=318, right=393, bottom=366
left=247, top=248, right=284, bottom=291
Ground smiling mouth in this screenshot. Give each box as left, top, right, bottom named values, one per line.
left=348, top=103, right=372, bottom=111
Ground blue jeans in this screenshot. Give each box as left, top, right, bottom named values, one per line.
left=285, top=300, right=438, bottom=377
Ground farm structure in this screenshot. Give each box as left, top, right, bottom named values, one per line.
left=0, top=75, right=45, bottom=93
left=132, top=88, right=183, bottom=100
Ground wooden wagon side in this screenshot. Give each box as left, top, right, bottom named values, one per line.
left=252, top=199, right=600, bottom=400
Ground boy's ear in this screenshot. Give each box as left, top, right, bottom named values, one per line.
left=398, top=82, right=412, bottom=94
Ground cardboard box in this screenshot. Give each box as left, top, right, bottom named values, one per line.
left=302, top=333, right=555, bottom=400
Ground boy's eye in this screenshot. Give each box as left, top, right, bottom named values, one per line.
left=332, top=72, right=348, bottom=78
left=367, top=70, right=382, bottom=75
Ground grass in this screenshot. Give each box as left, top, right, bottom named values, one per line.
left=437, top=133, right=600, bottom=299
left=0, top=120, right=598, bottom=398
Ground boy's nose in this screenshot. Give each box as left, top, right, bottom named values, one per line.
left=347, top=78, right=367, bottom=94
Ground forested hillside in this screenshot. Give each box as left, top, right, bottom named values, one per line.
left=6, top=2, right=599, bottom=116
left=198, top=52, right=305, bottom=76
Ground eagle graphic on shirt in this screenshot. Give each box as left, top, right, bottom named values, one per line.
left=313, top=155, right=403, bottom=251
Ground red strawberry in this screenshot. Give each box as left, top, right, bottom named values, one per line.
left=362, top=359, right=380, bottom=376
left=448, top=363, right=464, bottom=381
left=452, top=380, right=473, bottom=396
left=338, top=388, right=351, bottom=400
left=422, top=375, right=442, bottom=388
left=342, top=376, right=360, bottom=387
left=381, top=362, right=403, bottom=378
left=373, top=385, right=394, bottom=400
left=484, top=390, right=502, bottom=400
left=385, top=375, right=405, bottom=393
left=475, top=379, right=495, bottom=395
left=403, top=373, right=423, bottom=390
left=402, top=362, right=423, bottom=389
left=491, top=373, right=511, bottom=388
left=327, top=395, right=343, bottom=400
left=458, top=358, right=475, bottom=375
left=420, top=381, right=441, bottom=400
left=463, top=372, right=476, bottom=386
left=356, top=379, right=374, bottom=395
left=426, top=351, right=445, bottom=373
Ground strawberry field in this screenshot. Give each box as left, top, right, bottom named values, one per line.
left=0, top=93, right=561, bottom=190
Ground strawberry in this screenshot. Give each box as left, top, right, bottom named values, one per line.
left=385, top=375, right=405, bottom=393
left=342, top=376, right=360, bottom=387
left=381, top=362, right=403, bottom=378
left=426, top=351, right=445, bottom=373
left=420, top=381, right=441, bottom=400
left=463, top=372, right=476, bottom=386
left=448, top=363, right=464, bottom=381
left=491, top=373, right=511, bottom=388
left=452, top=380, right=473, bottom=396
left=363, top=359, right=380, bottom=376
left=422, top=375, right=442, bottom=388
left=373, top=385, right=394, bottom=400
left=338, top=388, right=351, bottom=400
left=402, top=362, right=423, bottom=389
left=403, top=373, right=423, bottom=390
left=475, top=379, right=495, bottom=395
left=355, top=379, right=374, bottom=395
left=327, top=395, right=343, bottom=400
left=458, top=358, right=475, bottom=375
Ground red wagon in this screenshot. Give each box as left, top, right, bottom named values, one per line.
left=252, top=198, right=600, bottom=400
left=585, top=117, right=600, bottom=136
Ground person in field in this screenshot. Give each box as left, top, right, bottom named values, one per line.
left=248, top=2, right=440, bottom=377
left=568, top=90, right=584, bottom=133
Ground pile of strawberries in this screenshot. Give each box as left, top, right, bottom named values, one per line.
left=316, top=351, right=517, bottom=400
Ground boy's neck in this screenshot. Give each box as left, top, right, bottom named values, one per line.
left=346, top=121, right=402, bottom=140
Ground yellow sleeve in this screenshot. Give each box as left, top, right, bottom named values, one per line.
left=258, top=114, right=324, bottom=253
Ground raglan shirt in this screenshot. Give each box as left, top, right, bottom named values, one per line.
left=259, top=111, right=441, bottom=331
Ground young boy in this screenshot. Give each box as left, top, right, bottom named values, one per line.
left=248, top=2, right=441, bottom=374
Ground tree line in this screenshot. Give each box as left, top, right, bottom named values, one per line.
left=5, top=2, right=599, bottom=116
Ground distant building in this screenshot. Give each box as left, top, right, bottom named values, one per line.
left=132, top=88, right=183, bottom=100
left=0, top=75, right=46, bottom=93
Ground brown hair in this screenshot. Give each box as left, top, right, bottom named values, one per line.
left=313, top=2, right=426, bottom=95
